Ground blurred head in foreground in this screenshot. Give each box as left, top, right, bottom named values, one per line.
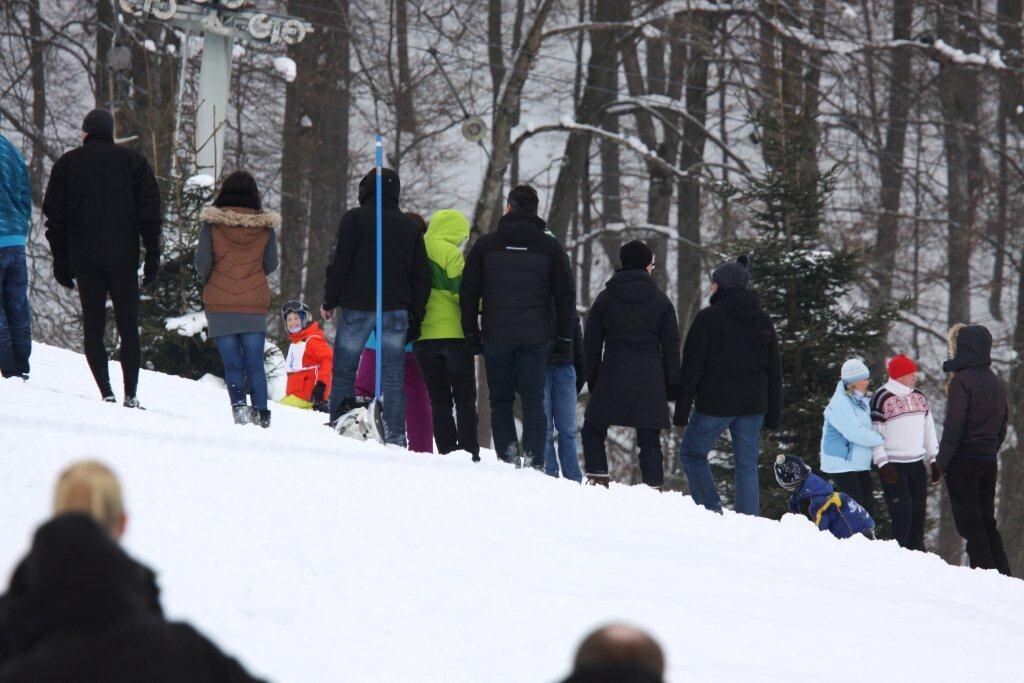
left=563, top=623, right=665, bottom=682
left=53, top=460, right=126, bottom=540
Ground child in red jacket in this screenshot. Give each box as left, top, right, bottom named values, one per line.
left=280, top=301, right=332, bottom=411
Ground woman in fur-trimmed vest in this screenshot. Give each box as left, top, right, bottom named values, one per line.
left=194, top=171, right=280, bottom=427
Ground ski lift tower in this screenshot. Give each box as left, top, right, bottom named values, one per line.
left=118, top=0, right=313, bottom=178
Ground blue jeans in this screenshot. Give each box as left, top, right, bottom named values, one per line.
left=482, top=340, right=549, bottom=465
left=679, top=411, right=764, bottom=515
left=214, top=332, right=268, bottom=410
left=0, top=246, right=31, bottom=377
left=329, top=308, right=409, bottom=447
left=543, top=364, right=582, bottom=481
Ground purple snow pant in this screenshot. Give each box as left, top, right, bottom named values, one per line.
left=356, top=348, right=434, bottom=453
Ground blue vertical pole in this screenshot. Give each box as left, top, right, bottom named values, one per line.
left=374, top=135, right=384, bottom=399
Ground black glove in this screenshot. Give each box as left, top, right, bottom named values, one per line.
left=406, top=318, right=422, bottom=345
left=313, top=400, right=330, bottom=413
left=552, top=336, right=572, bottom=360
left=879, top=463, right=899, bottom=485
left=54, top=262, right=75, bottom=290
left=142, top=251, right=160, bottom=287
left=465, top=333, right=483, bottom=355
left=311, top=381, right=327, bottom=406
left=929, top=461, right=943, bottom=484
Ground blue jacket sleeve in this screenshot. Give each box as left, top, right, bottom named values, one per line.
left=827, top=400, right=884, bottom=448
left=15, top=152, right=31, bottom=226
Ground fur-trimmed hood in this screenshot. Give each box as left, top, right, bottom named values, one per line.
left=200, top=205, right=281, bottom=229
left=943, top=323, right=992, bottom=373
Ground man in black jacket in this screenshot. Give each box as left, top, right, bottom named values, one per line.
left=42, top=109, right=161, bottom=407
left=0, top=514, right=263, bottom=682
left=321, top=167, right=430, bottom=447
left=582, top=241, right=680, bottom=488
left=939, top=324, right=1011, bottom=575
left=460, top=185, right=575, bottom=468
left=674, top=255, right=782, bottom=516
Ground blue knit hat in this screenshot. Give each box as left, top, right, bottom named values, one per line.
left=841, top=358, right=870, bottom=384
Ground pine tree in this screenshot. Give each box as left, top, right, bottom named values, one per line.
left=711, top=110, right=902, bottom=523
left=137, top=173, right=223, bottom=380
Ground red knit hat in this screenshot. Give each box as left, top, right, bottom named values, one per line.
left=887, top=354, right=918, bottom=379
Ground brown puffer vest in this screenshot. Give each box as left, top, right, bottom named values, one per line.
left=200, top=206, right=280, bottom=314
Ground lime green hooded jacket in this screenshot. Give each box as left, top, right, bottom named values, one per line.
left=420, top=209, right=470, bottom=340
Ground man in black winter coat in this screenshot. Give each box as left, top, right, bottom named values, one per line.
left=321, top=167, right=430, bottom=447
left=460, top=185, right=575, bottom=468
left=939, top=324, right=1011, bottom=575
left=0, top=514, right=263, bottom=683
left=582, top=241, right=680, bottom=488
left=42, top=109, right=161, bottom=407
left=675, top=255, right=782, bottom=516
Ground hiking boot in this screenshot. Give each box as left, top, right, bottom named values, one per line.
left=586, top=473, right=610, bottom=488
left=123, top=396, right=144, bottom=409
left=255, top=409, right=271, bottom=429
left=232, top=404, right=253, bottom=425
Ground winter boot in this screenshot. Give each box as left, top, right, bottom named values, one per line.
left=102, top=395, right=117, bottom=404
left=528, top=454, right=545, bottom=471
left=123, top=396, right=145, bottom=410
left=586, top=473, right=610, bottom=488
left=232, top=403, right=253, bottom=425
left=255, top=409, right=272, bottom=429
left=497, top=443, right=520, bottom=466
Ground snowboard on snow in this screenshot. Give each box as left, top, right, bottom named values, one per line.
left=333, top=397, right=385, bottom=444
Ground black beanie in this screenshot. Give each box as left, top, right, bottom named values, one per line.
left=619, top=240, right=653, bottom=271
left=712, top=254, right=750, bottom=290
left=82, top=109, right=115, bottom=138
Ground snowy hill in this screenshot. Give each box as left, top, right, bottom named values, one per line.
left=1, top=344, right=1023, bottom=682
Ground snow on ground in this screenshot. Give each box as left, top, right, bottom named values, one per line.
left=2, top=344, right=1024, bottom=682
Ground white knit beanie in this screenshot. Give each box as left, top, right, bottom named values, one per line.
left=841, top=358, right=870, bottom=384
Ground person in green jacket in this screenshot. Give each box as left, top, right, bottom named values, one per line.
left=413, top=209, right=480, bottom=460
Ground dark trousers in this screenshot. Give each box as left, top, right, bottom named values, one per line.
left=582, top=420, right=664, bottom=487
left=881, top=461, right=928, bottom=551
left=0, top=246, right=31, bottom=377
left=830, top=470, right=875, bottom=520
left=414, top=339, right=479, bottom=457
left=214, top=332, right=268, bottom=410
left=77, top=266, right=140, bottom=398
left=944, top=458, right=1011, bottom=575
left=482, top=340, right=549, bottom=465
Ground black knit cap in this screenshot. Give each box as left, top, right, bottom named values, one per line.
left=619, top=240, right=653, bottom=270
left=82, top=108, right=115, bottom=138
left=712, top=254, right=750, bottom=290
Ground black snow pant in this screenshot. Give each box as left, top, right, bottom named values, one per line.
left=881, top=460, right=928, bottom=551
left=414, top=339, right=479, bottom=457
left=582, top=420, right=663, bottom=487
left=77, top=265, right=141, bottom=399
left=830, top=470, right=876, bottom=520
left=944, top=457, right=1011, bottom=576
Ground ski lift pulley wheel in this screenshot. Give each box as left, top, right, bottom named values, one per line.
left=119, top=0, right=178, bottom=20
left=220, top=0, right=248, bottom=9
left=462, top=116, right=487, bottom=143
left=247, top=13, right=273, bottom=40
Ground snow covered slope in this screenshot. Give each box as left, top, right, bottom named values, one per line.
left=1, top=344, right=1023, bottom=682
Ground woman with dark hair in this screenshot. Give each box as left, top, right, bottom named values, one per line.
left=194, top=171, right=280, bottom=427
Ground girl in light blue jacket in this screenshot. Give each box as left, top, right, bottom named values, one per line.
left=820, top=358, right=883, bottom=517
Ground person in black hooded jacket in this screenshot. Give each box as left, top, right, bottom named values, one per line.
left=581, top=241, right=680, bottom=488
left=460, top=185, right=575, bottom=468
left=0, top=514, right=263, bottom=682
left=321, top=167, right=430, bottom=447
left=939, top=324, right=1011, bottom=575
left=42, top=108, right=161, bottom=407
left=675, top=255, right=782, bottom=516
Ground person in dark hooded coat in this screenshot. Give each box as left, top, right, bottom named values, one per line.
left=938, top=323, right=1011, bottom=576
left=581, top=241, right=680, bottom=488
left=0, top=514, right=263, bottom=682
left=674, top=255, right=782, bottom=516
left=321, top=167, right=431, bottom=447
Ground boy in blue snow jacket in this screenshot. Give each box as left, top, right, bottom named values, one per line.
left=774, top=454, right=875, bottom=539
left=0, top=113, right=33, bottom=379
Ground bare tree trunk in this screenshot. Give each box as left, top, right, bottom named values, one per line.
left=27, top=0, right=46, bottom=205
left=487, top=0, right=505, bottom=104
left=676, top=14, right=716, bottom=331
left=393, top=0, right=414, bottom=169
left=871, top=0, right=914, bottom=310
left=545, top=0, right=627, bottom=241
left=936, top=0, right=983, bottom=566
left=95, top=0, right=113, bottom=107
left=471, top=0, right=558, bottom=236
